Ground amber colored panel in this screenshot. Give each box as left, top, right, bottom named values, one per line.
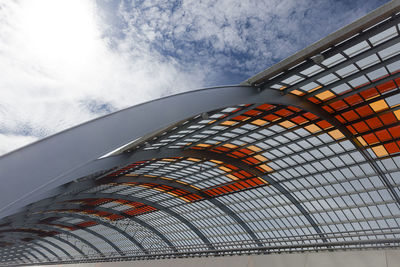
left=328, top=129, right=345, bottom=140
left=223, top=143, right=238, bottom=149
left=244, top=110, right=262, bottom=116
left=342, top=110, right=360, bottom=122
left=395, top=110, right=400, bottom=120
left=305, top=124, right=321, bottom=133
left=387, top=126, right=400, bottom=140
left=330, top=100, right=349, bottom=111
left=232, top=115, right=249, bottom=121
left=263, top=114, right=280, bottom=121
left=377, top=80, right=397, bottom=93
left=360, top=88, right=379, bottom=100
left=317, top=120, right=332, bottom=129
left=316, top=90, right=335, bottom=101
left=370, top=100, right=389, bottom=113
left=385, top=142, right=400, bottom=154
left=280, top=120, right=296, bottom=128
left=366, top=117, right=383, bottom=129
left=257, top=104, right=275, bottom=110
left=303, top=112, right=318, bottom=120
left=380, top=112, right=397, bottom=125
left=275, top=109, right=294, bottom=117
left=221, top=120, right=237, bottom=126
left=363, top=133, right=379, bottom=145
left=254, top=154, right=268, bottom=162
left=344, top=94, right=364, bottom=106
left=291, top=116, right=308, bottom=124
left=248, top=145, right=262, bottom=152
left=308, top=97, right=321, bottom=104
left=323, top=105, right=334, bottom=113
left=252, top=119, right=267, bottom=126
left=259, top=164, right=273, bottom=172
left=357, top=136, right=368, bottom=146
left=376, top=129, right=392, bottom=142
left=372, top=145, right=388, bottom=157
left=356, top=105, right=374, bottom=117
left=352, top=121, right=370, bottom=133
left=291, top=89, right=305, bottom=96
left=226, top=174, right=239, bottom=180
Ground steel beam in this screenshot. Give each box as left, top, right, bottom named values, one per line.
left=26, top=194, right=215, bottom=250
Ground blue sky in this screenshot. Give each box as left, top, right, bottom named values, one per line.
left=0, top=0, right=390, bottom=155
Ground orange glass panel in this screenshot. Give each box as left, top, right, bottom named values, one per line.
left=244, top=110, right=262, bottom=116
left=389, top=125, right=400, bottom=139
left=232, top=115, right=249, bottom=121
left=363, top=133, right=379, bottom=145
left=257, top=104, right=275, bottom=110
left=344, top=94, right=363, bottom=106
left=356, top=105, right=374, bottom=117
left=317, top=120, right=332, bottom=129
left=352, top=121, right=369, bottom=133
left=303, top=112, right=318, bottom=120
left=330, top=100, right=349, bottom=111
left=366, top=117, right=383, bottom=129
left=357, top=136, right=368, bottom=146
left=376, top=129, right=392, bottom=142
left=360, top=88, right=379, bottom=100
left=275, top=109, right=293, bottom=117
left=377, top=80, right=397, bottom=93
left=342, top=110, right=359, bottom=122
left=291, top=116, right=308, bottom=124
left=380, top=112, right=397, bottom=125
left=263, top=114, right=280, bottom=121
left=384, top=142, right=400, bottom=154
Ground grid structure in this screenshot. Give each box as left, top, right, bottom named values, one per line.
left=1, top=2, right=400, bottom=266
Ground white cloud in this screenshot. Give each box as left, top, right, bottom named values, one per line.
left=0, top=0, right=388, bottom=155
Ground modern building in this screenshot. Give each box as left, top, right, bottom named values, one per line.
left=1, top=1, right=400, bottom=266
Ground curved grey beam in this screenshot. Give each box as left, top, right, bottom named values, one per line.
left=0, top=239, right=50, bottom=262
left=24, top=212, right=146, bottom=255
left=99, top=174, right=262, bottom=246
left=13, top=207, right=177, bottom=254
left=3, top=223, right=100, bottom=257
left=0, top=85, right=397, bottom=234
left=1, top=231, right=73, bottom=260
left=28, top=193, right=215, bottom=250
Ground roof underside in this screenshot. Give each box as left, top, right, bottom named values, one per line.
left=1, top=1, right=400, bottom=265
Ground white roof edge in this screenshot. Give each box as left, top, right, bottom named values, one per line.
left=242, top=0, right=400, bottom=86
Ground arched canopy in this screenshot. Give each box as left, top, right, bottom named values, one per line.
left=1, top=1, right=400, bottom=265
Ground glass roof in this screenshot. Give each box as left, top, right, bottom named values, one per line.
left=1, top=3, right=400, bottom=266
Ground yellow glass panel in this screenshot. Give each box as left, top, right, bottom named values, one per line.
left=254, top=154, right=268, bottom=162
left=223, top=143, right=238, bottom=149
left=197, top=143, right=211, bottom=147
left=372, top=145, right=388, bottom=157
left=279, top=120, right=295, bottom=128
left=162, top=158, right=175, bottom=162
left=316, top=90, right=335, bottom=101
left=328, top=129, right=344, bottom=140
left=187, top=158, right=201, bottom=162
left=394, top=109, right=400, bottom=120
left=219, top=166, right=231, bottom=172
left=279, top=86, right=287, bottom=90
left=248, top=145, right=262, bottom=152
left=221, top=120, right=236, bottom=126
left=226, top=174, right=239, bottom=180
left=305, top=124, right=321, bottom=133
left=259, top=164, right=273, bottom=172
left=357, top=136, right=367, bottom=146
left=208, top=120, right=216, bottom=124
left=370, top=100, right=388, bottom=113
left=211, top=159, right=223, bottom=164
left=290, top=90, right=305, bottom=96
left=252, top=119, right=267, bottom=126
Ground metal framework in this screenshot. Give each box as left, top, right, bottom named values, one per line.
left=1, top=1, right=400, bottom=265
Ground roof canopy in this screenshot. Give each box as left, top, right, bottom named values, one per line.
left=1, top=1, right=400, bottom=265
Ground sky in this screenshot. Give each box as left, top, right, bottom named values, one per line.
left=0, top=0, right=390, bottom=156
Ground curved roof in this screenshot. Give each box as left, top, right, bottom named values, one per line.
left=1, top=1, right=400, bottom=265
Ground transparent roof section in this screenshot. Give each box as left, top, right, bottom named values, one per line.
left=1, top=3, right=400, bottom=266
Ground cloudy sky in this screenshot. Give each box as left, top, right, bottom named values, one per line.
left=0, top=0, right=390, bottom=155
